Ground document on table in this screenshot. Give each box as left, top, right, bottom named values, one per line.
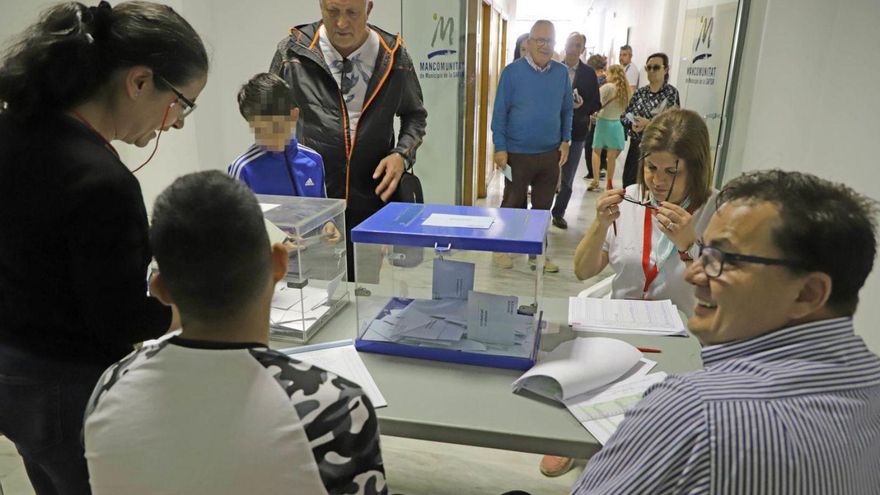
left=568, top=298, right=688, bottom=336
left=512, top=337, right=643, bottom=401
left=567, top=372, right=668, bottom=445
left=281, top=340, right=387, bottom=408
left=259, top=203, right=280, bottom=213
left=422, top=213, right=494, bottom=229
left=432, top=259, right=475, bottom=300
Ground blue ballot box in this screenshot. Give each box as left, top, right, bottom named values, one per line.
left=258, top=194, right=349, bottom=343
left=351, top=203, right=550, bottom=370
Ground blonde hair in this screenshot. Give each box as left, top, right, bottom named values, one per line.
left=638, top=108, right=714, bottom=209
left=605, top=64, right=632, bottom=107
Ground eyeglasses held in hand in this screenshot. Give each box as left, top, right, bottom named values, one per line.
left=695, top=241, right=805, bottom=278
left=157, top=75, right=197, bottom=119
left=622, top=195, right=658, bottom=209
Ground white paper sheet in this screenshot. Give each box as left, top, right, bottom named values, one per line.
left=264, top=218, right=289, bottom=246
left=568, top=372, right=668, bottom=444
left=259, top=203, right=280, bottom=212
left=568, top=298, right=688, bottom=336
left=422, top=213, right=494, bottom=229
left=282, top=341, right=387, bottom=408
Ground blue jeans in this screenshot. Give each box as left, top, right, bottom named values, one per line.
left=0, top=344, right=104, bottom=495
left=551, top=139, right=586, bottom=219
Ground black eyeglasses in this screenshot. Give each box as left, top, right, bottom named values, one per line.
left=529, top=37, right=555, bottom=47
left=157, top=75, right=196, bottom=118
left=645, top=64, right=665, bottom=72
left=696, top=241, right=805, bottom=278
left=621, top=195, right=658, bottom=209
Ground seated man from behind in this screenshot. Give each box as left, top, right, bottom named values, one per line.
left=229, top=72, right=326, bottom=197
left=84, top=171, right=386, bottom=495
left=573, top=170, right=880, bottom=494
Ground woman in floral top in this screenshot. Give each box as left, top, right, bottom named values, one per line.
left=621, top=52, right=681, bottom=187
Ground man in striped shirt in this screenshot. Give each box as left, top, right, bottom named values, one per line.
left=573, top=170, right=880, bottom=494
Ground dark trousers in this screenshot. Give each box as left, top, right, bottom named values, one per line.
left=0, top=344, right=104, bottom=495
left=622, top=136, right=642, bottom=188
left=551, top=140, right=585, bottom=219
left=501, top=150, right=560, bottom=211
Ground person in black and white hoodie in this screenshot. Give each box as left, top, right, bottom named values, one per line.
left=84, top=171, right=386, bottom=495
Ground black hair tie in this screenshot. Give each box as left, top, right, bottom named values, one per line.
left=84, top=1, right=113, bottom=42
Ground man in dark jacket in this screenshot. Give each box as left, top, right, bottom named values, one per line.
left=550, top=32, right=600, bottom=229
left=270, top=0, right=427, bottom=280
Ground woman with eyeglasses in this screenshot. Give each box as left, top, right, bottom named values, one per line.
left=0, top=2, right=207, bottom=492
left=620, top=52, right=681, bottom=188
left=574, top=108, right=717, bottom=313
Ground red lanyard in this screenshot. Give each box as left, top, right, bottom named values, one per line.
left=641, top=207, right=659, bottom=296
left=69, top=111, right=119, bottom=160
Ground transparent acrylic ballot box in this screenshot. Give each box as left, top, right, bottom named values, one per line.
left=257, top=194, right=348, bottom=343
left=350, top=203, right=550, bottom=370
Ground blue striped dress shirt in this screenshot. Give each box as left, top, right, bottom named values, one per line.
left=573, top=317, right=880, bottom=494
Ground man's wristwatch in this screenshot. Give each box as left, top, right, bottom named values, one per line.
left=678, top=242, right=700, bottom=262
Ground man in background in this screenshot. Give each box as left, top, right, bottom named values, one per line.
left=551, top=32, right=600, bottom=229
left=619, top=44, right=640, bottom=90
left=491, top=20, right=573, bottom=273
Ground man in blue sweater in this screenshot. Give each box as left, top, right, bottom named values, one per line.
left=491, top=20, right=573, bottom=272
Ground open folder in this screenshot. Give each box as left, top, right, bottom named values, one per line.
left=512, top=337, right=642, bottom=401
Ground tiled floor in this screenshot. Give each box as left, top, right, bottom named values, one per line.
left=0, top=153, right=618, bottom=495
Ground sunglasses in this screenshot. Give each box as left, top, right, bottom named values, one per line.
left=645, top=64, right=665, bottom=72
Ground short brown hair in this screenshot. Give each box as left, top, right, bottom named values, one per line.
left=638, top=108, right=713, bottom=209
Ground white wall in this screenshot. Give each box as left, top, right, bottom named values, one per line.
left=723, top=0, right=880, bottom=351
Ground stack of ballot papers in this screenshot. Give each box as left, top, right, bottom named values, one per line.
left=512, top=337, right=668, bottom=444
left=360, top=258, right=539, bottom=358
left=360, top=297, right=538, bottom=357
left=271, top=282, right=331, bottom=331
left=281, top=340, right=386, bottom=408
left=568, top=297, right=688, bottom=336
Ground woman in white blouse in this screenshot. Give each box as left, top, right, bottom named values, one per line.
left=574, top=108, right=717, bottom=315
left=541, top=109, right=718, bottom=479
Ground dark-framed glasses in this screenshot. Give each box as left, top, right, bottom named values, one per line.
left=157, top=75, right=197, bottom=119
left=622, top=195, right=658, bottom=209
left=696, top=241, right=805, bottom=278
left=645, top=64, right=665, bottom=72
left=529, top=37, right=554, bottom=47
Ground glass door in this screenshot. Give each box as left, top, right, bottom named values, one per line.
left=675, top=0, right=745, bottom=187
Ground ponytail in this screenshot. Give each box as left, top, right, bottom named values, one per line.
left=0, top=1, right=208, bottom=121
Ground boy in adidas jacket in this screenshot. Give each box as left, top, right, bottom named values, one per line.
left=229, top=73, right=326, bottom=198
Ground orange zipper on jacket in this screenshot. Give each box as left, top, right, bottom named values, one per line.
left=343, top=32, right=400, bottom=201
left=290, top=26, right=401, bottom=202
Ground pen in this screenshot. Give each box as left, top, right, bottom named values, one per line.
left=613, top=220, right=617, bottom=236
left=637, top=347, right=662, bottom=353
